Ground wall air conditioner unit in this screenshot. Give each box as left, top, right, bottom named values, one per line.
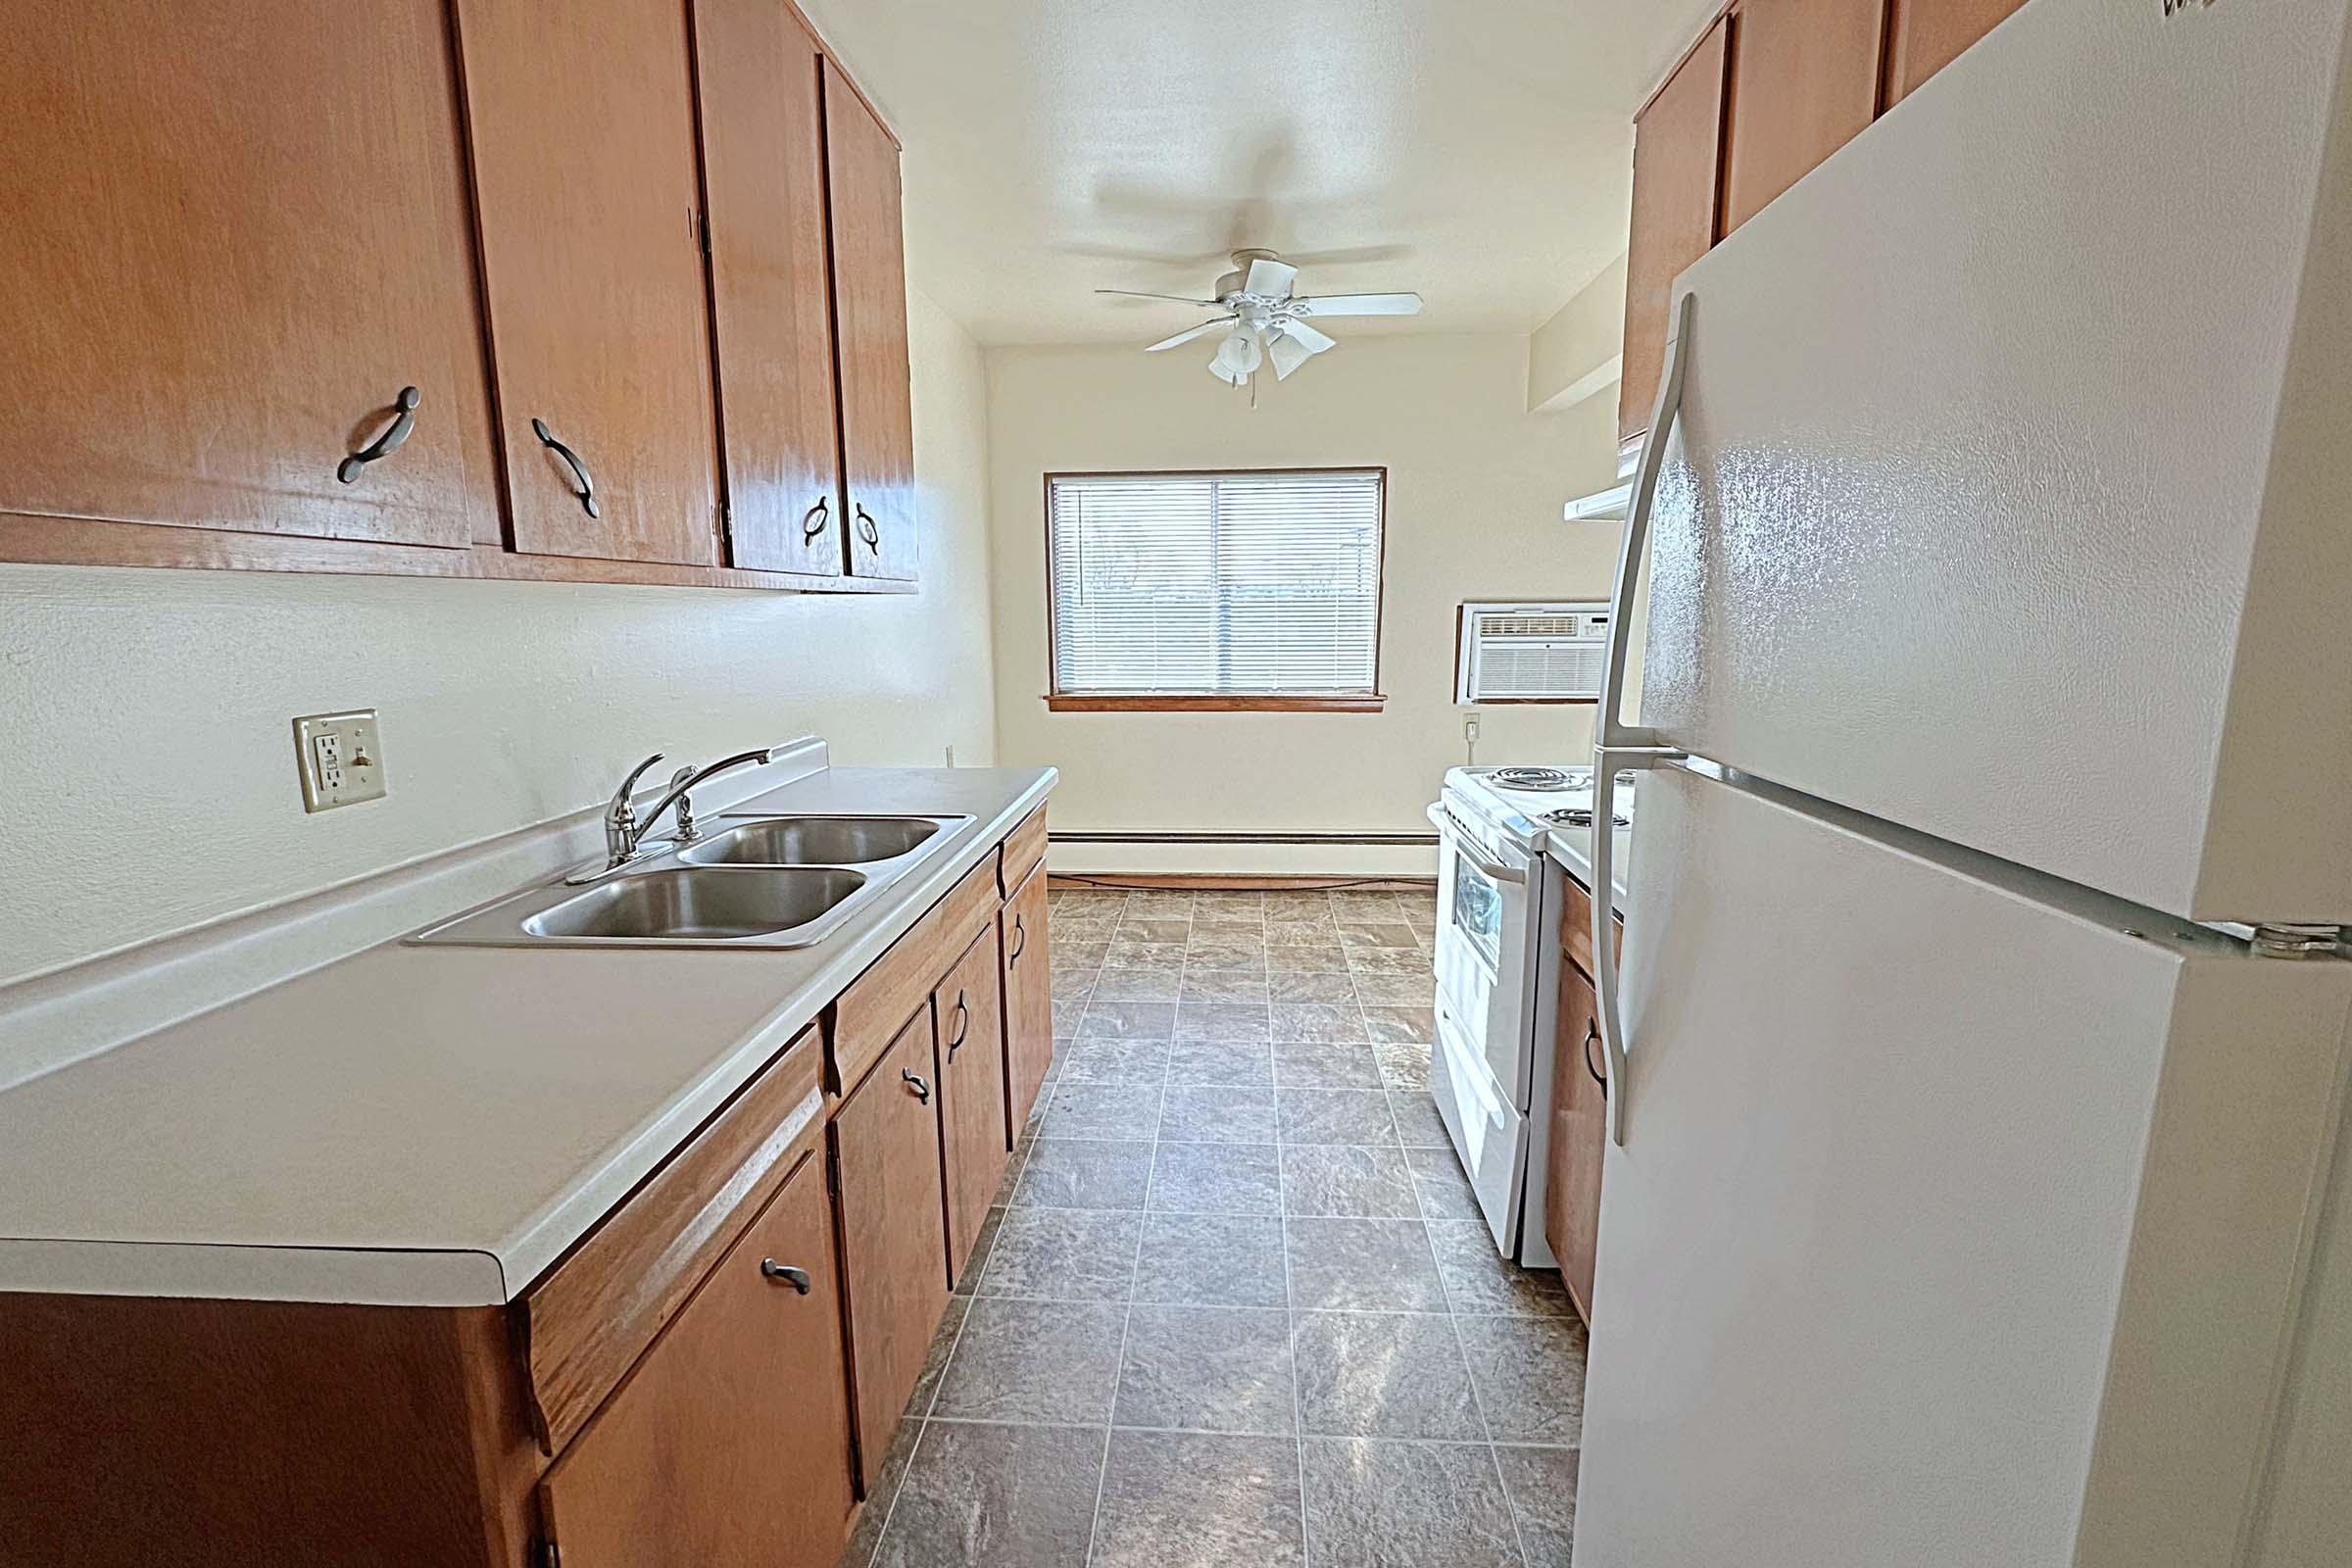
left=1454, top=601, right=1611, bottom=703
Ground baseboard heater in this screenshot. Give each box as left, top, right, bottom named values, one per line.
left=1051, top=830, right=1439, bottom=847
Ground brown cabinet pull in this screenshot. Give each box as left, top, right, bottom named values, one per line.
left=338, top=385, right=419, bottom=484
left=1007, top=913, right=1026, bottom=964
left=531, top=417, right=599, bottom=518
left=945, top=991, right=969, bottom=1057
left=902, top=1067, right=931, bottom=1103
left=1583, top=1020, right=1607, bottom=1097
left=760, top=1257, right=811, bottom=1294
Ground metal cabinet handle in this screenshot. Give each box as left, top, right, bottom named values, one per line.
left=801, top=496, right=831, bottom=542
left=531, top=417, right=600, bottom=518
left=855, top=504, right=880, bottom=551
left=1591, top=290, right=1696, bottom=1150
left=760, top=1258, right=811, bottom=1294
left=1583, top=1021, right=1607, bottom=1097
left=946, top=991, right=969, bottom=1057
left=338, top=386, right=420, bottom=484
left=902, top=1068, right=931, bottom=1103
left=1007, top=913, right=1026, bottom=964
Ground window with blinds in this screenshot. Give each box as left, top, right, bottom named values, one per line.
left=1046, top=468, right=1386, bottom=703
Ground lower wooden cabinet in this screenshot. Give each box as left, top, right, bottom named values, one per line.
left=935, top=927, right=1009, bottom=1283
left=1545, top=957, right=1608, bottom=1324
left=1000, top=862, right=1053, bottom=1138
left=537, top=1150, right=852, bottom=1567
left=0, top=810, right=1054, bottom=1562
left=831, top=1007, right=954, bottom=1493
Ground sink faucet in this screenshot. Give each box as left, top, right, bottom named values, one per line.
left=579, top=746, right=788, bottom=882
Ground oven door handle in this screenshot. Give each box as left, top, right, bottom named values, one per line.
left=1426, top=804, right=1527, bottom=885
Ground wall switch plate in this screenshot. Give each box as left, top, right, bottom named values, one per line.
left=293, top=710, right=386, bottom=812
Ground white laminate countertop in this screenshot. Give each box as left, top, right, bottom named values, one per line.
left=0, top=765, right=1054, bottom=1307
left=1544, top=820, right=1633, bottom=916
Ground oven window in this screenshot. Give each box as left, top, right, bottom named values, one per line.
left=1450, top=857, right=1503, bottom=973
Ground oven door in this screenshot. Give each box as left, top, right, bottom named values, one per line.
left=1427, top=801, right=1541, bottom=1107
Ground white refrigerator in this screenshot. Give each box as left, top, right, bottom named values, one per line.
left=1574, top=1, right=2352, bottom=1564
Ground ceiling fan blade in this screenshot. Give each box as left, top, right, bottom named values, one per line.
left=1296, top=291, right=1423, bottom=317
left=1095, top=288, right=1222, bottom=305
left=1281, top=319, right=1338, bottom=353
left=1145, top=316, right=1237, bottom=352
left=1243, top=257, right=1298, bottom=299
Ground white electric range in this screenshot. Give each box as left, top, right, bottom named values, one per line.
left=1424, top=765, right=1633, bottom=1267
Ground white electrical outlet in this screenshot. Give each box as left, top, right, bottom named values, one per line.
left=293, top=710, right=386, bottom=811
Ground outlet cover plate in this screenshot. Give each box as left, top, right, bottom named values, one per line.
left=293, top=710, right=387, bottom=812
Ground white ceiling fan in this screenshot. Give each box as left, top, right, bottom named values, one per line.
left=1097, top=248, right=1423, bottom=388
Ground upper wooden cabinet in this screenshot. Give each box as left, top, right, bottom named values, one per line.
left=1721, top=0, right=1888, bottom=236
left=823, top=63, right=920, bottom=584
left=454, top=0, right=720, bottom=567
left=694, top=0, right=847, bottom=578
left=1885, top=0, right=2032, bottom=105
left=0, top=0, right=499, bottom=550
left=1620, top=18, right=1729, bottom=445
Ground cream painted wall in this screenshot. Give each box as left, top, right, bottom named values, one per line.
left=0, top=288, right=996, bottom=988
left=985, top=331, right=1626, bottom=875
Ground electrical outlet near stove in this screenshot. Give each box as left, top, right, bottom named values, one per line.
left=293, top=710, right=386, bottom=811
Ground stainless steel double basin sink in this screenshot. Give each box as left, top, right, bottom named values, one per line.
left=410, top=813, right=972, bottom=950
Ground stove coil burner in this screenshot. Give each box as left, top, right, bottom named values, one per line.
left=1489, top=766, right=1582, bottom=792
left=1545, top=807, right=1631, bottom=829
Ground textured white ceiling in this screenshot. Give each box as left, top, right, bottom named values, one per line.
left=795, top=0, right=1723, bottom=346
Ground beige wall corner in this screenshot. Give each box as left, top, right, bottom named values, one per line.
left=1529, top=254, right=1629, bottom=415
left=984, top=331, right=1627, bottom=877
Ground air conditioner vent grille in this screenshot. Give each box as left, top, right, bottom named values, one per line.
left=1456, top=601, right=1610, bottom=703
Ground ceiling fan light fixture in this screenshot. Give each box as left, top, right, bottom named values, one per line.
left=1265, top=328, right=1315, bottom=380
left=1208, top=323, right=1262, bottom=382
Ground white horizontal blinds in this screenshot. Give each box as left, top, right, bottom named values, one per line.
left=1049, top=470, right=1382, bottom=695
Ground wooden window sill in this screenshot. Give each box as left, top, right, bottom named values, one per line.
left=1044, top=693, right=1388, bottom=714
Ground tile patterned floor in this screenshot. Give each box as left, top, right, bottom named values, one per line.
left=840, top=887, right=1585, bottom=1568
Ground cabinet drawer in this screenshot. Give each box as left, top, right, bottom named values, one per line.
left=1560, top=871, right=1624, bottom=979
left=833, top=853, right=1000, bottom=1098
left=999, top=805, right=1047, bottom=899
left=521, top=1024, right=822, bottom=1453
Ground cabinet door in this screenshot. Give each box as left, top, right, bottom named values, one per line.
left=1544, top=959, right=1606, bottom=1326
left=832, top=1009, right=952, bottom=1493
left=822, top=63, right=918, bottom=583
left=0, top=0, right=497, bottom=549
left=538, top=1150, right=853, bottom=1568
left=692, top=0, right=845, bottom=577
left=1721, top=0, right=1888, bottom=235
left=1884, top=0, right=2029, bottom=105
left=455, top=0, right=719, bottom=566
left=1620, top=19, right=1729, bottom=445
left=1001, top=863, right=1054, bottom=1141
left=937, top=927, right=1009, bottom=1283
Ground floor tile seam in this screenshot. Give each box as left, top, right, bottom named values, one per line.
left=1427, top=1216, right=1538, bottom=1568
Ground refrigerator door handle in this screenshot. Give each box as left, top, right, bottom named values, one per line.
left=1591, top=290, right=1695, bottom=1148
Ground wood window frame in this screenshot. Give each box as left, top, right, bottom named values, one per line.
left=1040, top=466, right=1390, bottom=715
